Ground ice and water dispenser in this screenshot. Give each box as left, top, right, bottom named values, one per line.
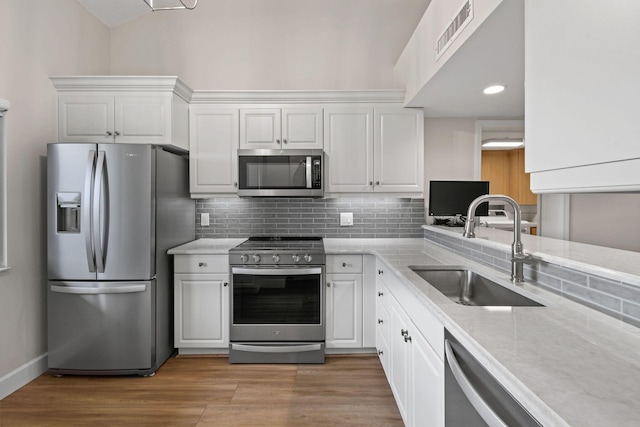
left=56, top=193, right=81, bottom=233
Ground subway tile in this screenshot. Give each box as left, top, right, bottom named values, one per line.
left=540, top=263, right=588, bottom=286
left=562, top=282, right=622, bottom=312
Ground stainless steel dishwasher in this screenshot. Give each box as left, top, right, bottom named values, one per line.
left=444, top=330, right=542, bottom=427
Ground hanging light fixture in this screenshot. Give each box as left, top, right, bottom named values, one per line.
left=143, top=0, right=198, bottom=11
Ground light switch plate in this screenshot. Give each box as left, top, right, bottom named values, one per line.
left=340, top=212, right=354, bottom=226
left=201, top=213, right=210, bottom=227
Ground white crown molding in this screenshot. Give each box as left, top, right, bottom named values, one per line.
left=49, top=76, right=193, bottom=102
left=189, top=90, right=406, bottom=104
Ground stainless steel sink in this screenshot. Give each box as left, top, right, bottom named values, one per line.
left=409, top=266, right=544, bottom=307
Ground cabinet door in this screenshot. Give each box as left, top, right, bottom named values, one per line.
left=58, top=95, right=115, bottom=143
left=240, top=108, right=281, bottom=149
left=374, top=108, right=424, bottom=193
left=114, top=95, right=172, bottom=145
left=326, top=273, right=363, bottom=348
left=189, top=107, right=239, bottom=194
left=389, top=298, right=411, bottom=424
left=324, top=107, right=374, bottom=193
left=174, top=273, right=229, bottom=348
left=282, top=108, right=323, bottom=149
left=410, top=328, right=444, bottom=427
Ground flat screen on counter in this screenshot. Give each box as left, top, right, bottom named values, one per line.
left=428, top=180, right=490, bottom=217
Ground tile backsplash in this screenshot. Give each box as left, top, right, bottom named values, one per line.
left=196, top=197, right=425, bottom=238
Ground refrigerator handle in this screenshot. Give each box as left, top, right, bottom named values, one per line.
left=93, top=150, right=106, bottom=273
left=84, top=150, right=96, bottom=273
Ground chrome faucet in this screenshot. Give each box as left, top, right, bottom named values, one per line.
left=462, top=195, right=530, bottom=284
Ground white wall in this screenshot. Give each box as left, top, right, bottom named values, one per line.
left=424, top=118, right=477, bottom=218
left=0, top=0, right=109, bottom=388
left=569, top=194, right=640, bottom=252
left=109, top=0, right=429, bottom=90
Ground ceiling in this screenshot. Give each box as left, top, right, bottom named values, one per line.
left=77, top=0, right=524, bottom=119
left=77, top=0, right=153, bottom=28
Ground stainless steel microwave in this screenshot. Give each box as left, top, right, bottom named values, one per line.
left=237, top=149, right=324, bottom=197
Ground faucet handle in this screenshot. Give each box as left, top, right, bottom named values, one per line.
left=511, top=253, right=534, bottom=263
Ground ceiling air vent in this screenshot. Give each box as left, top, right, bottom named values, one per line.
left=436, top=0, right=473, bottom=59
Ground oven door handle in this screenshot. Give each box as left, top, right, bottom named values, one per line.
left=231, top=343, right=323, bottom=353
left=231, top=267, right=322, bottom=276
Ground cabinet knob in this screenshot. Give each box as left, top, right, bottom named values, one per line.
left=369, top=181, right=373, bottom=186
left=404, top=335, right=412, bottom=343
left=327, top=282, right=331, bottom=287
left=342, top=262, right=347, bottom=267
left=198, top=262, right=207, bottom=267
left=283, top=139, right=288, bottom=144
left=378, top=291, right=384, bottom=297
left=400, top=329, right=408, bottom=337
left=378, top=269, right=383, bottom=275
left=114, top=131, right=120, bottom=136
left=234, top=182, right=238, bottom=188
left=375, top=181, right=380, bottom=186
left=378, top=350, right=384, bottom=356
left=106, top=131, right=113, bottom=136
left=224, top=282, right=228, bottom=287
left=276, top=139, right=281, bottom=144
left=378, top=319, right=383, bottom=324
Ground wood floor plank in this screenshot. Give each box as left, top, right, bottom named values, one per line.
left=0, top=355, right=403, bottom=426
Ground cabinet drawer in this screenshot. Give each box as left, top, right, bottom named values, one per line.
left=174, top=255, right=228, bottom=274
left=327, top=255, right=363, bottom=274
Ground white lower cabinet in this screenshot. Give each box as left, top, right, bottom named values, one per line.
left=326, top=273, right=363, bottom=348
left=376, top=259, right=444, bottom=427
left=173, top=255, right=229, bottom=352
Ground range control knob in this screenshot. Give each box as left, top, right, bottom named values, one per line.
left=292, top=254, right=300, bottom=263
left=272, top=254, right=281, bottom=263
left=240, top=254, right=249, bottom=263
left=252, top=254, right=261, bottom=263
left=304, top=254, right=313, bottom=263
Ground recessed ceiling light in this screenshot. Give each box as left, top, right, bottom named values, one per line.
left=483, top=85, right=505, bottom=95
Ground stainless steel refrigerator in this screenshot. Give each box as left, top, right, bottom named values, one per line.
left=47, top=143, right=194, bottom=376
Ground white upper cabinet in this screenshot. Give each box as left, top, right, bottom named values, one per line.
left=240, top=107, right=323, bottom=150
left=51, top=76, right=192, bottom=151
left=525, top=0, right=640, bottom=193
left=189, top=106, right=239, bottom=195
left=325, top=106, right=423, bottom=194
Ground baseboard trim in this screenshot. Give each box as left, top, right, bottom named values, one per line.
left=0, top=353, right=47, bottom=400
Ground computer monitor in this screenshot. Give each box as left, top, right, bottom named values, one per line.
left=428, top=180, right=490, bottom=217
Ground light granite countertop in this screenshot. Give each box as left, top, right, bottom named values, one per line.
left=168, top=236, right=640, bottom=426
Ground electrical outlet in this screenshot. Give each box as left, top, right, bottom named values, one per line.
left=201, top=213, right=210, bottom=227
left=340, top=212, right=354, bottom=226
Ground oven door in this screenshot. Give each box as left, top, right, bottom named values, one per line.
left=230, top=267, right=324, bottom=342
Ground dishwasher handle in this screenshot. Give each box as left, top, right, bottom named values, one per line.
left=445, top=339, right=508, bottom=427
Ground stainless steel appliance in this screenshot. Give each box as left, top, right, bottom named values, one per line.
left=229, top=236, right=326, bottom=363
left=47, top=143, right=194, bottom=376
left=444, top=330, right=542, bottom=426
left=237, top=149, right=323, bottom=197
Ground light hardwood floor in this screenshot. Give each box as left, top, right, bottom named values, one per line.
left=0, top=355, right=403, bottom=426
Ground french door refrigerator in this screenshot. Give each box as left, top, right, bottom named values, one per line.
left=47, top=143, right=194, bottom=376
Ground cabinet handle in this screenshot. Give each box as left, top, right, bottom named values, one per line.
left=106, top=131, right=113, bottom=136
left=378, top=291, right=384, bottom=297
left=198, top=262, right=207, bottom=267
left=378, top=269, right=384, bottom=275
left=378, top=319, right=383, bottom=324
left=224, top=282, right=228, bottom=287
left=114, top=131, right=120, bottom=136
left=327, top=282, right=331, bottom=287
left=400, top=329, right=408, bottom=337
left=404, top=335, right=412, bottom=343
left=378, top=350, right=384, bottom=356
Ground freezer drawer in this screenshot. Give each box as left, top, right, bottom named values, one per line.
left=47, top=280, right=154, bottom=374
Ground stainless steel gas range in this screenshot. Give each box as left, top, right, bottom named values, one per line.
left=228, top=236, right=326, bottom=363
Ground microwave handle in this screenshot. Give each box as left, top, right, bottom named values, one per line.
left=306, top=156, right=312, bottom=189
